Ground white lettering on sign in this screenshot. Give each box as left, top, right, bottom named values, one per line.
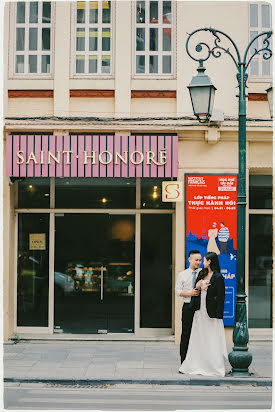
left=162, top=181, right=183, bottom=202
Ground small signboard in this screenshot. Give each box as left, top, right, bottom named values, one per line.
left=29, top=233, right=46, bottom=250
left=162, top=181, right=183, bottom=202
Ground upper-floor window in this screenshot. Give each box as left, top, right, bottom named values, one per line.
left=14, top=2, right=52, bottom=75
left=134, top=0, right=174, bottom=76
left=73, top=1, right=113, bottom=76
left=249, top=3, right=272, bottom=77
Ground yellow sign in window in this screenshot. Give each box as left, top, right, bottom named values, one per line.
left=29, top=233, right=46, bottom=250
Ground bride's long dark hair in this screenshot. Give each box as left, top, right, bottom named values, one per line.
left=196, top=252, right=221, bottom=282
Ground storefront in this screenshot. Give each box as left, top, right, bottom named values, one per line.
left=7, top=134, right=177, bottom=336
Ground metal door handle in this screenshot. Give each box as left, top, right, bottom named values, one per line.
left=101, top=265, right=104, bottom=301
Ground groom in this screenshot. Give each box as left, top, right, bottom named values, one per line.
left=175, top=250, right=202, bottom=363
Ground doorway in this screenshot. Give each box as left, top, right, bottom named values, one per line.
left=54, top=214, right=135, bottom=333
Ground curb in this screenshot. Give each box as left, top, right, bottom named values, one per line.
left=4, top=377, right=272, bottom=387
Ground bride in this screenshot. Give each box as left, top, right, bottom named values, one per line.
left=179, top=252, right=228, bottom=377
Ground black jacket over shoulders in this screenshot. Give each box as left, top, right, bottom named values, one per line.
left=192, top=272, right=225, bottom=319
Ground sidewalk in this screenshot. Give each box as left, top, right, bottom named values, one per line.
left=4, top=341, right=272, bottom=386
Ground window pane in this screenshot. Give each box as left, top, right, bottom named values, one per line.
left=17, top=214, right=49, bottom=327
left=29, top=2, right=38, bottom=23
left=42, top=28, right=51, bottom=50
left=18, top=178, right=51, bottom=208
left=249, top=175, right=272, bottom=209
left=250, top=60, right=259, bottom=75
left=163, top=1, right=171, bottom=23
left=102, top=28, right=111, bottom=51
left=262, top=60, right=270, bottom=76
left=29, top=28, right=38, bottom=51
left=141, top=178, right=173, bottom=209
left=90, top=1, right=98, bottom=23
left=150, top=1, right=158, bottom=23
left=89, top=29, right=98, bottom=51
left=76, top=56, right=85, bottom=73
left=136, top=1, right=145, bottom=23
left=17, top=2, right=25, bottom=23
left=149, top=55, right=158, bottom=73
left=249, top=214, right=272, bottom=328
left=163, top=28, right=171, bottom=51
left=29, top=55, right=37, bottom=73
left=76, top=28, right=85, bottom=51
left=262, top=5, right=270, bottom=27
left=77, top=1, right=85, bottom=23
left=163, top=55, right=171, bottom=73
left=136, top=55, right=145, bottom=73
left=250, top=4, right=258, bottom=27
left=102, top=1, right=111, bottom=23
left=55, top=178, right=136, bottom=208
left=136, top=28, right=145, bottom=51
left=140, top=214, right=172, bottom=327
left=102, top=55, right=110, bottom=73
left=42, top=2, right=51, bottom=23
left=89, top=56, right=98, bottom=73
left=16, top=28, right=25, bottom=51
left=16, top=55, right=24, bottom=73
left=42, top=55, right=50, bottom=73
left=150, top=28, right=158, bottom=51
left=250, top=31, right=258, bottom=55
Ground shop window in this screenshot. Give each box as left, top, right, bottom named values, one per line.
left=249, top=214, right=272, bottom=328
left=140, top=214, right=172, bottom=327
left=55, top=177, right=136, bottom=208
left=249, top=3, right=272, bottom=77
left=141, top=178, right=174, bottom=209
left=17, top=214, right=49, bottom=326
left=18, top=178, right=50, bottom=208
left=74, top=1, right=113, bottom=75
left=14, top=2, right=52, bottom=75
left=249, top=174, right=272, bottom=209
left=135, top=0, right=174, bottom=75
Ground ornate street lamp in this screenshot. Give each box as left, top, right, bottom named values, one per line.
left=187, top=60, right=216, bottom=123
left=266, top=84, right=273, bottom=118
left=186, top=28, right=273, bottom=376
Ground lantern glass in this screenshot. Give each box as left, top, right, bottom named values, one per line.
left=189, top=85, right=215, bottom=122
left=266, top=85, right=273, bottom=118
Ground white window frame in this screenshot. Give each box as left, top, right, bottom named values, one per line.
left=10, top=2, right=54, bottom=79
left=132, top=0, right=176, bottom=79
left=248, top=2, right=272, bottom=81
left=71, top=1, right=115, bottom=78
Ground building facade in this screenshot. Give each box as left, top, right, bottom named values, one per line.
left=3, top=1, right=273, bottom=343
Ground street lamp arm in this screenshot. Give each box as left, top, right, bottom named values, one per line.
left=186, top=27, right=241, bottom=69
left=243, top=31, right=273, bottom=70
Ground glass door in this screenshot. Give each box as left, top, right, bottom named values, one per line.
left=54, top=214, right=135, bottom=334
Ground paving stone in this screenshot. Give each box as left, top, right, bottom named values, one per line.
left=116, top=361, right=144, bottom=369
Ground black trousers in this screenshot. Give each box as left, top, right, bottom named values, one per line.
left=220, top=241, right=228, bottom=254
left=180, top=303, right=195, bottom=363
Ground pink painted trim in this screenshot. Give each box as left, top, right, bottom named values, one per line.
left=70, top=136, right=78, bottom=177
left=157, top=135, right=165, bottom=178
left=6, top=135, right=12, bottom=176
left=107, top=135, right=113, bottom=177
left=20, top=136, right=27, bottom=177
left=135, top=135, right=143, bottom=178
left=128, top=136, right=136, bottom=178
left=48, top=135, right=56, bottom=177
left=143, top=136, right=150, bottom=178
left=27, top=135, right=34, bottom=177
left=99, top=135, right=107, bottom=177
left=121, top=135, right=128, bottom=177
left=41, top=135, right=48, bottom=177
left=172, top=135, right=178, bottom=177
left=165, top=135, right=172, bottom=178
left=34, top=135, right=42, bottom=177
left=78, top=135, right=85, bottom=177
left=12, top=135, right=20, bottom=177
left=92, top=135, right=99, bottom=177
left=84, top=135, right=92, bottom=177
left=63, top=135, right=71, bottom=177
left=55, top=135, right=63, bottom=177
left=150, top=135, right=157, bottom=178
left=114, top=135, right=121, bottom=178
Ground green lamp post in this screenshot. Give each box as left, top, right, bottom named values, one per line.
left=186, top=28, right=273, bottom=376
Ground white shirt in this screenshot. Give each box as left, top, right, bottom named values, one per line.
left=175, top=267, right=201, bottom=303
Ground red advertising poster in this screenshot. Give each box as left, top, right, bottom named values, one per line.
left=185, top=174, right=237, bottom=326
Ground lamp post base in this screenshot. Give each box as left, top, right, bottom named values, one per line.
left=228, top=349, right=253, bottom=377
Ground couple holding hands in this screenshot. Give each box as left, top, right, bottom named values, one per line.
left=175, top=250, right=228, bottom=377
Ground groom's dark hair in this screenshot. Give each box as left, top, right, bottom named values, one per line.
left=188, top=249, right=201, bottom=257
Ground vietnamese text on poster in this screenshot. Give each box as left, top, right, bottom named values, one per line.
left=185, top=174, right=237, bottom=326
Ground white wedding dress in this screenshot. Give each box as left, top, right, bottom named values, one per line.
left=179, top=280, right=228, bottom=377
